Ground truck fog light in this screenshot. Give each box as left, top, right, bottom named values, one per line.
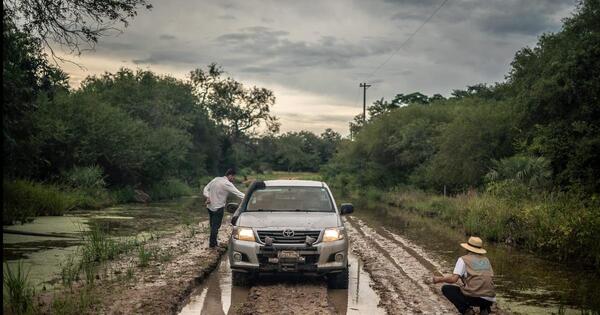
left=233, top=252, right=243, bottom=262
left=334, top=253, right=344, bottom=262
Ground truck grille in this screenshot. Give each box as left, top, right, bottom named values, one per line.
left=257, top=230, right=321, bottom=244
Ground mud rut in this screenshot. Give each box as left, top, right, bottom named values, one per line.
left=184, top=216, right=471, bottom=315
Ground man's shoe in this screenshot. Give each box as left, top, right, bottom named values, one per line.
left=463, top=308, right=475, bottom=315
left=480, top=308, right=490, bottom=315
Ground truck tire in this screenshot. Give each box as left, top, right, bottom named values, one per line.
left=232, top=271, right=253, bottom=287
left=327, top=268, right=349, bottom=289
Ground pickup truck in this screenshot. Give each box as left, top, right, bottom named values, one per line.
left=226, top=179, right=354, bottom=289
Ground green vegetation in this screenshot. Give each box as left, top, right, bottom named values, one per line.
left=383, top=189, right=600, bottom=266
left=3, top=262, right=36, bottom=315
left=147, top=179, right=193, bottom=201
left=50, top=287, right=98, bottom=315
left=3, top=179, right=76, bottom=224
left=3, top=9, right=339, bottom=224
left=137, top=245, right=152, bottom=268
left=325, top=0, right=600, bottom=267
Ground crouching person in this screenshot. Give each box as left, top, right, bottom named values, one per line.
left=433, top=236, right=496, bottom=315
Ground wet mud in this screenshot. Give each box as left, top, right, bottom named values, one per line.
left=179, top=253, right=385, bottom=315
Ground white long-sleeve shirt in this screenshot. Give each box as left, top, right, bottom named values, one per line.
left=203, top=176, right=245, bottom=211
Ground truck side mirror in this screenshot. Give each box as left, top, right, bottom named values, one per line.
left=340, top=203, right=354, bottom=215
left=226, top=202, right=239, bottom=214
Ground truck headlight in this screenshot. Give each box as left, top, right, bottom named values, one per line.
left=323, top=227, right=344, bottom=242
left=234, top=227, right=255, bottom=242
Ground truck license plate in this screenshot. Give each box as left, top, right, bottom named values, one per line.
left=278, top=250, right=299, bottom=260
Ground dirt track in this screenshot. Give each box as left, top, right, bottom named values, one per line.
left=345, top=216, right=456, bottom=314
left=226, top=216, right=506, bottom=315
left=36, top=214, right=503, bottom=314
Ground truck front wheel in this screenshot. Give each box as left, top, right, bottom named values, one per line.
left=232, top=271, right=254, bottom=287
left=327, top=268, right=349, bottom=289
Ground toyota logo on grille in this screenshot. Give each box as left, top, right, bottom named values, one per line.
left=282, top=229, right=294, bottom=237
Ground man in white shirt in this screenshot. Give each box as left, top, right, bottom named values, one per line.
left=433, top=236, right=496, bottom=315
left=203, top=168, right=245, bottom=248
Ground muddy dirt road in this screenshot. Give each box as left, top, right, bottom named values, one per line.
left=31, top=213, right=495, bottom=314
left=177, top=215, right=500, bottom=315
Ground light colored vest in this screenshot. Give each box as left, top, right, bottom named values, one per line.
left=460, top=254, right=496, bottom=298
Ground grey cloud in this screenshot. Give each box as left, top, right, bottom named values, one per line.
left=282, top=113, right=352, bottom=124
left=159, top=34, right=176, bottom=40
left=218, top=14, right=236, bottom=20
left=478, top=12, right=554, bottom=36
left=391, top=12, right=425, bottom=21
left=240, top=66, right=274, bottom=73
left=132, top=50, right=201, bottom=65
left=216, top=27, right=394, bottom=70
left=385, top=0, right=573, bottom=36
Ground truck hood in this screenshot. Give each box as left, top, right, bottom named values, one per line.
left=237, top=211, right=340, bottom=229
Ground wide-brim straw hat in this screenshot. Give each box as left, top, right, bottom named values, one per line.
left=461, top=236, right=487, bottom=254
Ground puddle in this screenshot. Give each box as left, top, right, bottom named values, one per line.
left=179, top=257, right=248, bottom=315
left=328, top=254, right=385, bottom=315
left=178, top=253, right=384, bottom=315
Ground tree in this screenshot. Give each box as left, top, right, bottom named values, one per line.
left=4, top=0, right=152, bottom=57
left=368, top=98, right=399, bottom=118
left=319, top=128, right=342, bottom=164
left=508, top=0, right=600, bottom=192
left=190, top=64, right=280, bottom=141
left=3, top=16, right=69, bottom=177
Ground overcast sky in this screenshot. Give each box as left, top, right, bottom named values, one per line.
left=59, top=0, right=577, bottom=135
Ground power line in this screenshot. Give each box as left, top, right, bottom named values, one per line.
left=366, top=0, right=449, bottom=80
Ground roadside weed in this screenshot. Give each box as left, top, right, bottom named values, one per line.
left=3, top=261, right=36, bottom=315
left=60, top=254, right=79, bottom=291
left=51, top=286, right=98, bottom=315
left=157, top=249, right=173, bottom=263
left=126, top=264, right=135, bottom=281
left=81, top=260, right=98, bottom=285
left=137, top=245, right=152, bottom=267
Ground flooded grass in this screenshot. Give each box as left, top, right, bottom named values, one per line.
left=2, top=194, right=208, bottom=291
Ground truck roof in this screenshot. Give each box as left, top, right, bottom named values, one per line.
left=263, top=180, right=324, bottom=187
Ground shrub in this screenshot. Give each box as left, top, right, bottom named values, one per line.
left=109, top=186, right=136, bottom=203
left=3, top=179, right=75, bottom=225
left=62, top=165, right=106, bottom=191
left=147, top=179, right=192, bottom=200
left=62, top=165, right=111, bottom=209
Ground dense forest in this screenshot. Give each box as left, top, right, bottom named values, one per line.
left=324, top=0, right=600, bottom=266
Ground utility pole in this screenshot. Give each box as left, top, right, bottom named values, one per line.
left=359, top=83, right=371, bottom=124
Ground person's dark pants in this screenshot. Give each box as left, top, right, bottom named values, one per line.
left=208, top=207, right=224, bottom=248
left=442, top=285, right=493, bottom=314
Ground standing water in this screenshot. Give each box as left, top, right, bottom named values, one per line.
left=354, top=204, right=600, bottom=314
left=178, top=253, right=385, bottom=314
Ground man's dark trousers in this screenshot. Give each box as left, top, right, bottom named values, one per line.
left=207, top=207, right=224, bottom=247
left=442, top=285, right=492, bottom=314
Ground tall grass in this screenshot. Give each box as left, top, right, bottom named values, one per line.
left=3, top=261, right=36, bottom=315
left=147, top=178, right=192, bottom=200
left=51, top=286, right=98, bottom=315
left=383, top=188, right=600, bottom=267
left=3, top=179, right=75, bottom=225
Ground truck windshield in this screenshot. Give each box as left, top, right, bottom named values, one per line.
left=246, top=186, right=334, bottom=212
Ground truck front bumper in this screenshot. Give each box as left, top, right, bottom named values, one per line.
left=228, top=238, right=348, bottom=274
